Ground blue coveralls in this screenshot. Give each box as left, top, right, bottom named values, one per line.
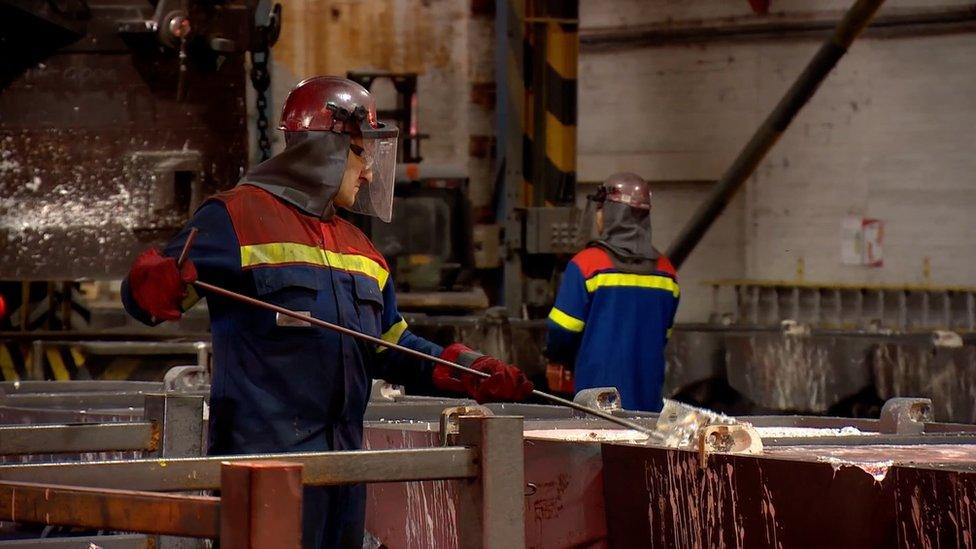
left=545, top=246, right=679, bottom=412
left=122, top=185, right=443, bottom=548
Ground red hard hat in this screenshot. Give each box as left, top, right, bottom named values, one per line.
left=279, top=76, right=379, bottom=134
left=596, top=172, right=652, bottom=210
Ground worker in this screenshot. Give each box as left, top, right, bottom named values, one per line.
left=545, top=172, right=679, bottom=412
left=121, top=76, right=533, bottom=548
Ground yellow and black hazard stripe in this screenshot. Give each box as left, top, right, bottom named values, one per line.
left=522, top=0, right=578, bottom=207
left=0, top=342, right=88, bottom=381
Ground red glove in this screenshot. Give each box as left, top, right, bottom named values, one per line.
left=433, top=343, right=535, bottom=403
left=128, top=248, right=197, bottom=321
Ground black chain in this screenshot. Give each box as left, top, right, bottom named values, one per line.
left=251, top=50, right=272, bottom=162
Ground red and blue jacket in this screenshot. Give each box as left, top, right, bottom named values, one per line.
left=122, top=185, right=443, bottom=547
left=545, top=247, right=679, bottom=412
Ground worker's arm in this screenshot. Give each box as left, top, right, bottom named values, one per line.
left=545, top=260, right=591, bottom=366
left=121, top=201, right=242, bottom=325
left=372, top=279, right=534, bottom=402
left=369, top=278, right=445, bottom=391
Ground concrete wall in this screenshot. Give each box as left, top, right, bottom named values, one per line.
left=579, top=0, right=976, bottom=321
left=252, top=1, right=976, bottom=323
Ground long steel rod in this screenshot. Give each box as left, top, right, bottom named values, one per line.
left=177, top=228, right=658, bottom=438
left=665, top=0, right=886, bottom=268
left=194, top=278, right=657, bottom=437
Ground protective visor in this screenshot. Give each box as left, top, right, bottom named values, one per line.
left=572, top=192, right=603, bottom=249
left=349, top=116, right=399, bottom=222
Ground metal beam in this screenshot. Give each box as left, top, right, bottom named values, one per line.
left=0, top=480, right=219, bottom=538
left=0, top=447, right=479, bottom=491
left=4, top=392, right=150, bottom=409
left=457, top=415, right=526, bottom=549
left=0, top=535, right=150, bottom=548
left=220, top=461, right=302, bottom=549
left=581, top=5, right=976, bottom=51
left=0, top=422, right=156, bottom=455
left=666, top=0, right=887, bottom=268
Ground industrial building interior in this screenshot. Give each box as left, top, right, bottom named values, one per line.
left=1, top=0, right=976, bottom=547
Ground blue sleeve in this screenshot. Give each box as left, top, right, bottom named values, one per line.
left=121, top=201, right=242, bottom=325
left=369, top=278, right=444, bottom=392
left=545, top=261, right=590, bottom=366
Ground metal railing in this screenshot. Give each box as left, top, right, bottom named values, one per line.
left=0, top=415, right=526, bottom=548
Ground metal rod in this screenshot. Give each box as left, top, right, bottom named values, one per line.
left=193, top=277, right=657, bottom=437
left=0, top=447, right=478, bottom=491
left=177, top=227, right=199, bottom=268
left=177, top=223, right=657, bottom=437
left=665, top=0, right=886, bottom=268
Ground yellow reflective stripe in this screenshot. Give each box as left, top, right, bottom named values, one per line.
left=0, top=345, right=18, bottom=381
left=377, top=318, right=408, bottom=353
left=585, top=273, right=680, bottom=297
left=667, top=328, right=673, bottom=340
left=241, top=243, right=389, bottom=288
left=46, top=349, right=70, bottom=381
left=548, top=307, right=585, bottom=333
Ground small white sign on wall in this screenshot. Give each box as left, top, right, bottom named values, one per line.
left=841, top=216, right=884, bottom=267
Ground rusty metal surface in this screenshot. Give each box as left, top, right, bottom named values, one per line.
left=873, top=342, right=976, bottom=423
left=0, top=479, right=219, bottom=537
left=725, top=333, right=873, bottom=412
left=663, top=329, right=725, bottom=396
left=893, top=465, right=976, bottom=546
left=363, top=424, right=609, bottom=548
left=220, top=461, right=303, bottom=549
left=0, top=28, right=247, bottom=280
left=602, top=444, right=896, bottom=548
left=602, top=442, right=976, bottom=548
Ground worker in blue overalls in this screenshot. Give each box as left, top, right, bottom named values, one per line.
left=121, top=76, right=533, bottom=548
left=545, top=172, right=679, bottom=412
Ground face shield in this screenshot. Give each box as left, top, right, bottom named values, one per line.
left=347, top=106, right=399, bottom=222
left=573, top=187, right=605, bottom=248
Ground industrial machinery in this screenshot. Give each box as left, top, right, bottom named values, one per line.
left=3, top=373, right=975, bottom=548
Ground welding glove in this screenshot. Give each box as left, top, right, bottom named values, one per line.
left=433, top=343, right=535, bottom=403
left=128, top=248, right=197, bottom=322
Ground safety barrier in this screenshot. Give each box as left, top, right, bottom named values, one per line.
left=0, top=415, right=526, bottom=549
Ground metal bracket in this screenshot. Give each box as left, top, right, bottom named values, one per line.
left=163, top=365, right=209, bottom=394
left=369, top=380, right=405, bottom=403
left=573, top=387, right=622, bottom=413
left=697, top=424, right=764, bottom=468
left=439, top=405, right=493, bottom=446
left=932, top=330, right=963, bottom=348
left=879, top=397, right=932, bottom=435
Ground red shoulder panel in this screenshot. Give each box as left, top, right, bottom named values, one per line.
left=211, top=185, right=321, bottom=247
left=656, top=255, right=677, bottom=279
left=572, top=247, right=615, bottom=279
left=212, top=185, right=388, bottom=269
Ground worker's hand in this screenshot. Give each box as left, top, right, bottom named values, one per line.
left=433, top=343, right=534, bottom=403
left=128, top=248, right=198, bottom=322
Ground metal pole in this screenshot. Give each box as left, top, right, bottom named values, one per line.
left=220, top=461, right=302, bottom=549
left=666, top=0, right=887, bottom=268
left=194, top=277, right=657, bottom=438
left=177, top=228, right=658, bottom=438
left=457, top=416, right=526, bottom=549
